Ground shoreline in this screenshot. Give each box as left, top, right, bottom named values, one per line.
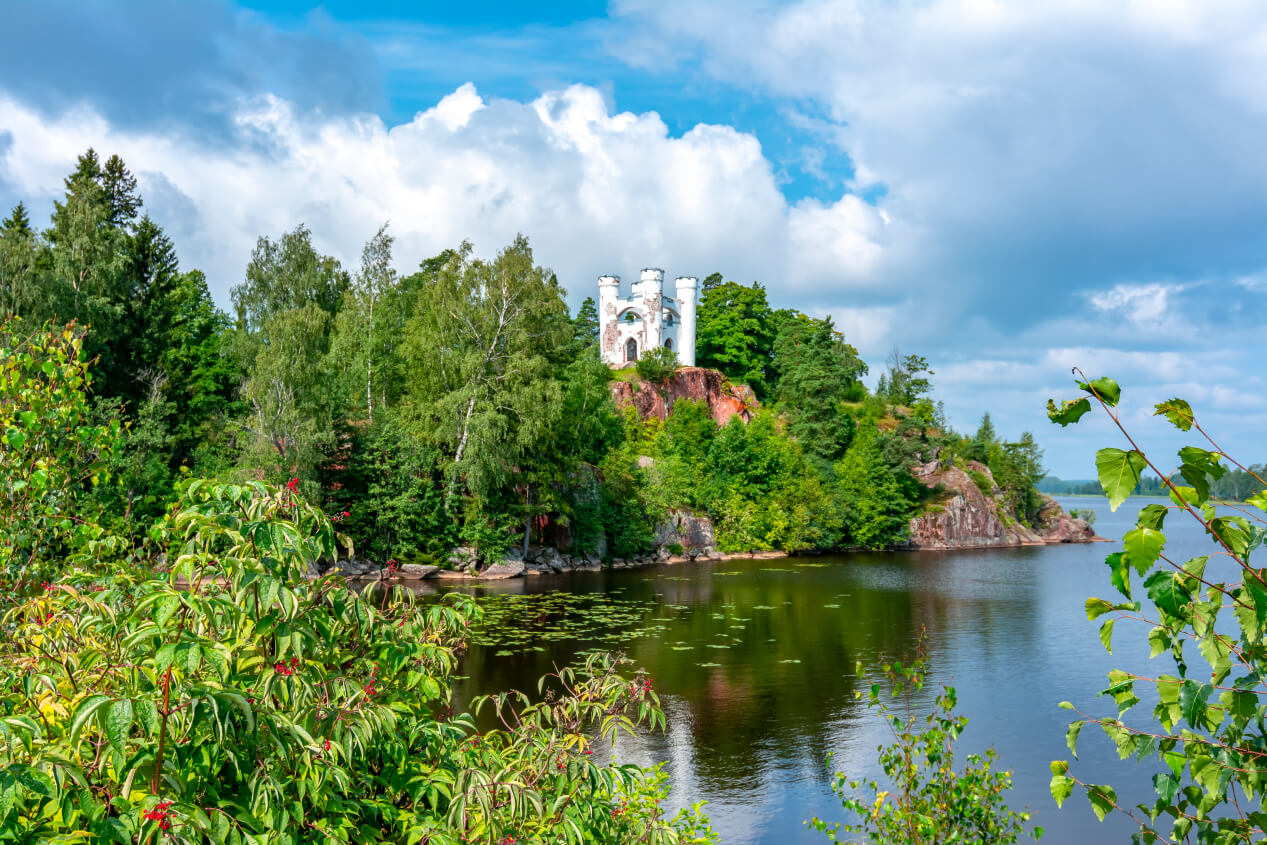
left=351, top=534, right=1106, bottom=585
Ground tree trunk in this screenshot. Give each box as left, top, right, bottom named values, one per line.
left=522, top=484, right=532, bottom=558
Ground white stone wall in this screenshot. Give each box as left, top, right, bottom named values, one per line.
left=598, top=268, right=695, bottom=367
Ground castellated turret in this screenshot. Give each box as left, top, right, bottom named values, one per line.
left=597, top=266, right=697, bottom=368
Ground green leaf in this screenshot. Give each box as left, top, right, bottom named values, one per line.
left=1154, top=398, right=1194, bottom=431
left=1179, top=681, right=1212, bottom=730
left=1145, top=570, right=1192, bottom=618
left=1147, top=626, right=1169, bottom=658
left=1153, top=771, right=1179, bottom=804
left=1210, top=516, right=1252, bottom=559
left=1137, top=504, right=1167, bottom=530
left=4, top=430, right=24, bottom=450
left=1099, top=618, right=1116, bottom=654
left=1104, top=553, right=1131, bottom=599
left=1122, top=527, right=1165, bottom=575
left=1066, top=721, right=1085, bottom=758
left=1086, top=783, right=1117, bottom=821
left=1248, top=490, right=1267, bottom=513
left=1179, top=446, right=1226, bottom=481
left=68, top=694, right=110, bottom=747
left=1181, top=556, right=1209, bottom=584
left=1085, top=597, right=1116, bottom=621
left=1047, top=397, right=1092, bottom=427
left=1050, top=761, right=1073, bottom=807
left=1169, top=485, right=1200, bottom=509
left=13, top=766, right=55, bottom=798
left=1197, top=633, right=1233, bottom=685
left=154, top=595, right=180, bottom=629
left=105, top=699, right=133, bottom=754
left=1077, top=377, right=1122, bottom=406
left=135, top=699, right=160, bottom=738
left=1096, top=448, right=1148, bottom=511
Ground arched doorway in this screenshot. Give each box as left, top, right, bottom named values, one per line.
left=664, top=338, right=673, bottom=352
left=625, top=338, right=638, bottom=362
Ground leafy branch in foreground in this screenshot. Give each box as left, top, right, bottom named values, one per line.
left=809, top=634, right=1041, bottom=843
left=0, top=478, right=717, bottom=843
left=1047, top=371, right=1267, bottom=843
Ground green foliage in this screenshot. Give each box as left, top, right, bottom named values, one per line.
left=772, top=314, right=865, bottom=464
left=0, top=320, right=121, bottom=582
left=695, top=279, right=777, bottom=398
left=233, top=224, right=348, bottom=484
left=0, top=479, right=716, bottom=843
left=811, top=638, right=1041, bottom=843
left=836, top=428, right=922, bottom=549
left=636, top=344, right=680, bottom=383
left=1067, top=508, right=1097, bottom=527
left=1046, top=373, right=1267, bottom=843
left=880, top=351, right=935, bottom=408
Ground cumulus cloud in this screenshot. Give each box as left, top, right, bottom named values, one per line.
left=3, top=0, right=1265, bottom=473
left=1087, top=282, right=1184, bottom=327
left=0, top=85, right=890, bottom=313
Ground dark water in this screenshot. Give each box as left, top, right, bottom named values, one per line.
left=425, top=497, right=1217, bottom=844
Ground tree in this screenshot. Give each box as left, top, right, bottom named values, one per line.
left=695, top=280, right=776, bottom=397
left=636, top=344, right=679, bottom=384
left=883, top=349, right=935, bottom=407
left=835, top=428, right=921, bottom=549
left=401, top=236, right=572, bottom=525
left=43, top=149, right=130, bottom=372
left=0, top=320, right=121, bottom=582
left=232, top=225, right=348, bottom=481
left=573, top=295, right=600, bottom=348
left=0, top=203, right=39, bottom=318
left=1046, top=376, right=1267, bottom=843
left=101, top=153, right=141, bottom=229
left=967, top=411, right=997, bottom=462
left=772, top=315, right=866, bottom=463
left=329, top=224, right=396, bottom=423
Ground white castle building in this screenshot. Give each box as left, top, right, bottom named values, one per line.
left=598, top=268, right=697, bottom=367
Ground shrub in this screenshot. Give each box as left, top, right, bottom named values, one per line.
left=0, top=320, right=121, bottom=584
left=0, top=478, right=716, bottom=843
left=1046, top=375, right=1267, bottom=842
left=1066, top=507, right=1097, bottom=526
left=636, top=345, right=679, bottom=384
left=811, top=636, right=1041, bottom=843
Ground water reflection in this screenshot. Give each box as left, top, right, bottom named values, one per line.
left=420, top=498, right=1189, bottom=844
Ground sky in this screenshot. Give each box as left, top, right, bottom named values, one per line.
left=1, top=0, right=1264, bottom=477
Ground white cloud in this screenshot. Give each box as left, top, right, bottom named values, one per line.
left=1087, top=282, right=1184, bottom=327
left=0, top=84, right=887, bottom=308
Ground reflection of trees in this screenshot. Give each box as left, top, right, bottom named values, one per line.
left=447, top=549, right=1044, bottom=803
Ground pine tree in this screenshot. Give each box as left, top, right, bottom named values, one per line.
left=573, top=296, right=599, bottom=346
left=2, top=202, right=32, bottom=235
left=102, top=154, right=142, bottom=229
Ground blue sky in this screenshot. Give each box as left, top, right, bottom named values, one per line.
left=1, top=0, right=1264, bottom=476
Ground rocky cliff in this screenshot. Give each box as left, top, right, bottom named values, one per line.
left=610, top=367, right=757, bottom=426
left=906, top=459, right=1101, bottom=550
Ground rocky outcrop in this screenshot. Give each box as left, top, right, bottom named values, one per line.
left=1033, top=496, right=1100, bottom=543
left=610, top=367, right=757, bottom=426
left=906, top=460, right=1101, bottom=550
left=654, top=508, right=717, bottom=557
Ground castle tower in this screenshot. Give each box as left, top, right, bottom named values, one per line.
left=598, top=274, right=620, bottom=320
left=675, top=276, right=697, bottom=367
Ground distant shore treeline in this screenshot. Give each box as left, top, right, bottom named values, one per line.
left=1, top=148, right=1051, bottom=571
left=1039, top=469, right=1265, bottom=500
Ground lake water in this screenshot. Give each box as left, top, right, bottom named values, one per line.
left=428, top=497, right=1217, bottom=844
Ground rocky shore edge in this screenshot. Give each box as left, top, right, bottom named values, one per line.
left=307, top=453, right=1106, bottom=585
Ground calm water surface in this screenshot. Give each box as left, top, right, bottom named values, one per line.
left=423, top=497, right=1212, bottom=844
